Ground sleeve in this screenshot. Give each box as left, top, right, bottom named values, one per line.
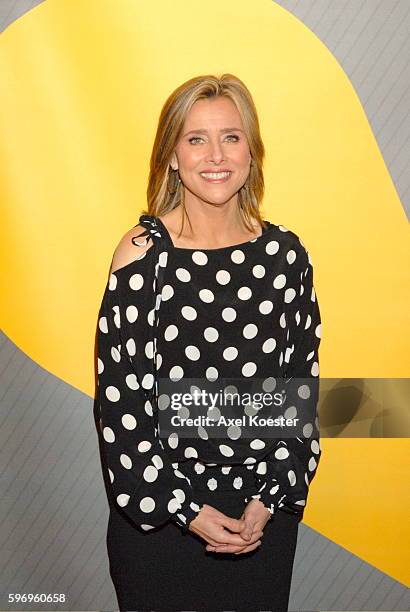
left=96, top=270, right=203, bottom=534
left=249, top=247, right=322, bottom=520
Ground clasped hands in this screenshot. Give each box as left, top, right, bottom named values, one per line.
left=188, top=498, right=272, bottom=555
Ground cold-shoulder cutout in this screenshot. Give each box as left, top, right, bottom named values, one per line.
left=110, top=224, right=155, bottom=274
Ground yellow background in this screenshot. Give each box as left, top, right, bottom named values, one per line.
left=0, top=0, right=408, bottom=585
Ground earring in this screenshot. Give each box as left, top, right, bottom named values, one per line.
left=167, top=167, right=181, bottom=195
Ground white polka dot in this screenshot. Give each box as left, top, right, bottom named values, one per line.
left=162, top=284, right=174, bottom=301
left=308, top=456, right=317, bottom=471
left=231, top=249, right=245, bottom=264
left=117, top=493, right=130, bottom=507
left=259, top=300, right=273, bottom=314
left=233, top=476, right=243, bottom=489
left=206, top=367, right=218, bottom=381
left=120, top=454, right=132, bottom=469
left=140, top=497, right=155, bottom=513
left=250, top=439, right=265, bottom=450
left=242, top=362, right=257, bottom=377
left=185, top=345, right=200, bottom=360
left=142, top=372, right=155, bottom=390
left=125, top=373, right=139, bottom=390
left=138, top=440, right=151, bottom=452
left=262, top=338, right=276, bottom=353
left=273, top=274, right=286, bottom=289
left=219, top=444, right=234, bottom=457
left=216, top=270, right=231, bottom=284
left=222, top=307, right=236, bottom=322
left=311, top=439, right=320, bottom=454
left=126, top=338, right=136, bottom=357
left=243, top=324, right=258, bottom=339
left=126, top=305, right=138, bottom=323
left=152, top=455, right=163, bottom=469
left=207, top=478, right=218, bottom=491
left=106, top=386, right=120, bottom=402
left=285, top=288, right=296, bottom=303
left=199, top=289, right=214, bottom=303
left=298, top=384, right=311, bottom=399
left=204, top=327, right=219, bottom=342
left=238, top=286, right=252, bottom=300
left=168, top=497, right=181, bottom=513
left=111, top=346, right=121, bottom=362
left=168, top=432, right=179, bottom=449
left=185, top=447, right=198, bottom=459
left=192, top=251, right=208, bottom=265
left=275, top=446, right=290, bottom=460
left=287, top=250, right=296, bottom=264
left=169, top=365, right=184, bottom=381
left=164, top=324, right=179, bottom=341
left=176, top=267, right=191, bottom=282
left=108, top=274, right=117, bottom=291
left=303, top=423, right=314, bottom=437
left=122, top=414, right=137, bottom=429
left=173, top=488, right=186, bottom=504
left=181, top=306, right=197, bottom=320
left=252, top=264, right=265, bottom=278
left=129, top=273, right=144, bottom=290
left=143, top=465, right=158, bottom=482
left=266, top=240, right=279, bottom=255
left=103, top=427, right=115, bottom=443
left=99, top=316, right=108, bottom=334
left=288, top=470, right=297, bottom=486
left=223, top=347, right=238, bottom=361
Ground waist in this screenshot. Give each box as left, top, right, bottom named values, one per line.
left=175, top=458, right=258, bottom=493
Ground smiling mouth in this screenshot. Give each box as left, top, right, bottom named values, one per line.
left=199, top=171, right=233, bottom=182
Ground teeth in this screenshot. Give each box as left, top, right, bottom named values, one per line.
left=200, top=172, right=231, bottom=179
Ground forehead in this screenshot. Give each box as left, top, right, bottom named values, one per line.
left=183, top=97, right=242, bottom=127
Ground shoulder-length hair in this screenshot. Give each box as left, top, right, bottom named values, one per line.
left=144, top=73, right=267, bottom=236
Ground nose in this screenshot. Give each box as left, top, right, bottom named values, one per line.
left=205, top=138, right=225, bottom=164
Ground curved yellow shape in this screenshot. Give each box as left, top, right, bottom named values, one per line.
left=0, top=0, right=408, bottom=585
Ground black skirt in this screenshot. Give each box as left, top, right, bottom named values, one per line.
left=106, top=481, right=300, bottom=612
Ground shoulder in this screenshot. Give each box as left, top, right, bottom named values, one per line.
left=267, top=221, right=311, bottom=268
left=110, top=224, right=155, bottom=275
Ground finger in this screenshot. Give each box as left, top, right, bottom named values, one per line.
left=234, top=540, right=262, bottom=554
left=215, top=531, right=256, bottom=546
left=240, top=521, right=255, bottom=540
left=208, top=529, right=263, bottom=551
left=220, top=517, right=247, bottom=534
left=208, top=538, right=262, bottom=554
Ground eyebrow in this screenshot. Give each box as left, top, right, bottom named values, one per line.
left=183, top=128, right=244, bottom=137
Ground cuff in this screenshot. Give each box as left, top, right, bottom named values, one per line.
left=172, top=498, right=203, bottom=535
left=245, top=481, right=283, bottom=517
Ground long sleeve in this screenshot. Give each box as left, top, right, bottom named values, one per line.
left=249, top=246, right=322, bottom=520
left=96, top=267, right=203, bottom=534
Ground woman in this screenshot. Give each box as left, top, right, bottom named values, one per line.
left=96, top=73, right=322, bottom=611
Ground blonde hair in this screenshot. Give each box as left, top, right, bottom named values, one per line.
left=143, top=73, right=267, bottom=236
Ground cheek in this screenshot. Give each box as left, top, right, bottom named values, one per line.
left=232, top=145, right=251, bottom=167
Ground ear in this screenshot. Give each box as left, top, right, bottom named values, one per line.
left=170, top=153, right=178, bottom=171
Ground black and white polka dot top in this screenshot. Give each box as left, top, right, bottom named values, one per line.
left=97, top=213, right=322, bottom=534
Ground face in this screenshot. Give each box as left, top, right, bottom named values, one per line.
left=171, top=97, right=252, bottom=208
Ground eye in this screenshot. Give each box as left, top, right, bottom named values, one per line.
left=225, top=134, right=240, bottom=142
left=188, top=134, right=240, bottom=144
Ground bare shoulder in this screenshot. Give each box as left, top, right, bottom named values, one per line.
left=110, top=224, right=154, bottom=274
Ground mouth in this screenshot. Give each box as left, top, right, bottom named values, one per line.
left=199, top=171, right=233, bottom=183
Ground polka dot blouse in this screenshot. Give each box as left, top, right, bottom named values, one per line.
left=97, top=214, right=322, bottom=534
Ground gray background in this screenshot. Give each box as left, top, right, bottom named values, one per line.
left=1, top=1, right=409, bottom=610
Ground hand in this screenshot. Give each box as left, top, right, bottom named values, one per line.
left=204, top=498, right=272, bottom=555
left=188, top=503, right=261, bottom=553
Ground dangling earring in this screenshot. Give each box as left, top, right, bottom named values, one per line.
left=167, top=167, right=181, bottom=195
